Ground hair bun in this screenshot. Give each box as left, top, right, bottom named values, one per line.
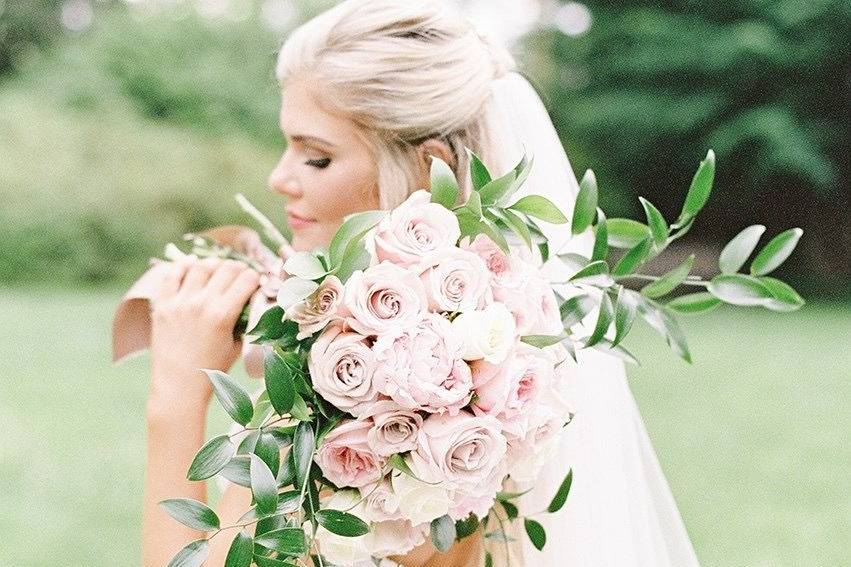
left=476, top=31, right=516, bottom=79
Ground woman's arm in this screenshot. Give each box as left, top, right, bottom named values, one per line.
left=141, top=256, right=261, bottom=566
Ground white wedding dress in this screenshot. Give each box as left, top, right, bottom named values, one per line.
left=478, top=71, right=701, bottom=566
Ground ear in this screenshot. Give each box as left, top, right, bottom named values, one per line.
left=414, top=138, right=455, bottom=191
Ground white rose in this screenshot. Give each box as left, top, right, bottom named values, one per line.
left=314, top=490, right=372, bottom=566
left=365, top=520, right=428, bottom=558
left=451, top=302, right=517, bottom=364
left=391, top=469, right=452, bottom=525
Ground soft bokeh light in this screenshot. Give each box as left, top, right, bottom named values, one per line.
left=261, top=0, right=298, bottom=32
left=61, top=0, right=94, bottom=32
left=553, top=1, right=592, bottom=37
left=460, top=0, right=541, bottom=47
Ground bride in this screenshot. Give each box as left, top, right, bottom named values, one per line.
left=139, top=0, right=701, bottom=564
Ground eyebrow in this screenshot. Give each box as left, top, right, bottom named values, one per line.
left=286, top=133, right=337, bottom=149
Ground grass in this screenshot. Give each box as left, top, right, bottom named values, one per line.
left=0, top=287, right=847, bottom=566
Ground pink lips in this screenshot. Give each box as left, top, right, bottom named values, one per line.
left=286, top=209, right=317, bottom=230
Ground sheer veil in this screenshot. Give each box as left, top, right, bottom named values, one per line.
left=477, top=71, right=701, bottom=566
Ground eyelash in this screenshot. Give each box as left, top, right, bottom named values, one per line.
left=305, top=157, right=331, bottom=169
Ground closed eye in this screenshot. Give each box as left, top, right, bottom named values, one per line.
left=305, top=157, right=331, bottom=169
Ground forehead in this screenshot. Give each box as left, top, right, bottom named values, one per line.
left=279, top=80, right=359, bottom=148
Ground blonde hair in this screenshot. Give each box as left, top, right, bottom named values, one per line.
left=274, top=0, right=518, bottom=209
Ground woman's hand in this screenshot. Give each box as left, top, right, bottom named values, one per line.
left=148, top=256, right=261, bottom=412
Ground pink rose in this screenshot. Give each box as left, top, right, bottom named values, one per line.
left=418, top=247, right=490, bottom=313
left=366, top=520, right=429, bottom=558
left=374, top=314, right=473, bottom=414
left=505, top=405, right=566, bottom=483
left=309, top=323, right=382, bottom=417
left=343, top=262, right=428, bottom=336
left=372, top=190, right=461, bottom=267
left=448, top=490, right=496, bottom=521
left=315, top=420, right=385, bottom=488
left=462, top=233, right=513, bottom=277
left=361, top=400, right=423, bottom=457
left=410, top=412, right=507, bottom=492
left=471, top=343, right=554, bottom=435
left=285, top=275, right=344, bottom=339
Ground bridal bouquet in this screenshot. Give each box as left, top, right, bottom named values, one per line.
left=146, top=149, right=804, bottom=567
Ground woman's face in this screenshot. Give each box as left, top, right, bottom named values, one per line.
left=268, top=79, right=380, bottom=252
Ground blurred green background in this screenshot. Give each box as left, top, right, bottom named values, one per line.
left=0, top=1, right=848, bottom=566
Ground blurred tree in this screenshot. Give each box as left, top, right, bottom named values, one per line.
left=526, top=0, right=849, bottom=283
left=0, top=0, right=65, bottom=76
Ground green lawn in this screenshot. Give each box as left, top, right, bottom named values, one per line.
left=0, top=288, right=847, bottom=566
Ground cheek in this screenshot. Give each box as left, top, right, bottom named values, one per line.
left=311, top=161, right=379, bottom=221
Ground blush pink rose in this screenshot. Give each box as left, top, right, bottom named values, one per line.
left=285, top=275, right=344, bottom=339
left=374, top=314, right=473, bottom=414
left=410, top=412, right=507, bottom=492
left=471, top=343, right=554, bottom=435
left=448, top=490, right=497, bottom=521
left=372, top=190, right=461, bottom=267
left=309, top=323, right=382, bottom=417
left=504, top=405, right=566, bottom=483
left=417, top=247, right=490, bottom=313
left=358, top=478, right=403, bottom=522
left=343, top=262, right=428, bottom=336
left=361, top=400, right=423, bottom=457
left=315, top=420, right=385, bottom=488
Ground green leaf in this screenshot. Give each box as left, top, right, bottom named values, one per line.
left=585, top=291, right=614, bottom=347
left=253, top=556, right=296, bottom=567
left=591, top=337, right=640, bottom=365
left=560, top=294, right=596, bottom=328
left=568, top=260, right=614, bottom=287
left=289, top=394, right=311, bottom=421
left=491, top=208, right=532, bottom=249
left=264, top=350, right=295, bottom=415
left=203, top=370, right=253, bottom=426
left=388, top=454, right=418, bottom=479
left=254, top=432, right=280, bottom=478
left=253, top=527, right=308, bottom=556
left=639, top=197, right=668, bottom=247
left=557, top=252, right=590, bottom=274
left=501, top=500, right=518, bottom=520
left=524, top=518, right=547, bottom=551
left=316, top=509, right=370, bottom=537
left=509, top=195, right=569, bottom=224
left=167, top=539, right=209, bottom=567
left=236, top=430, right=260, bottom=455
left=749, top=228, right=803, bottom=276
left=430, top=156, right=459, bottom=208
left=283, top=252, right=327, bottom=280
left=719, top=225, right=766, bottom=274
left=485, top=551, right=493, bottom=567
left=571, top=169, right=598, bottom=234
left=293, top=421, right=315, bottom=489
left=454, top=513, right=480, bottom=539
left=328, top=210, right=386, bottom=267
left=612, top=286, right=639, bottom=347
left=678, top=149, right=715, bottom=222
left=612, top=238, right=652, bottom=277
left=758, top=277, right=806, bottom=312
left=221, top=455, right=251, bottom=488
left=666, top=292, right=722, bottom=314
left=468, top=149, right=492, bottom=192
left=547, top=469, right=573, bottom=512
left=430, top=514, right=457, bottom=553
left=591, top=208, right=608, bottom=261
left=641, top=255, right=695, bottom=299
left=520, top=334, right=566, bottom=348
left=250, top=454, right=278, bottom=515
left=160, top=499, right=220, bottom=532
left=466, top=189, right=483, bottom=218
left=707, top=274, right=773, bottom=306
left=275, top=277, right=318, bottom=311
left=639, top=300, right=692, bottom=363
left=247, top=306, right=287, bottom=341
left=479, top=169, right=517, bottom=206
left=188, top=435, right=234, bottom=481
left=606, top=218, right=650, bottom=249
left=224, top=531, right=254, bottom=567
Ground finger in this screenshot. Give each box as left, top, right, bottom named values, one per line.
left=179, top=257, right=220, bottom=294
left=206, top=259, right=248, bottom=294
left=221, top=268, right=262, bottom=320
left=158, top=256, right=195, bottom=298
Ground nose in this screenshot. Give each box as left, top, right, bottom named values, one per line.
left=268, top=155, right=302, bottom=199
